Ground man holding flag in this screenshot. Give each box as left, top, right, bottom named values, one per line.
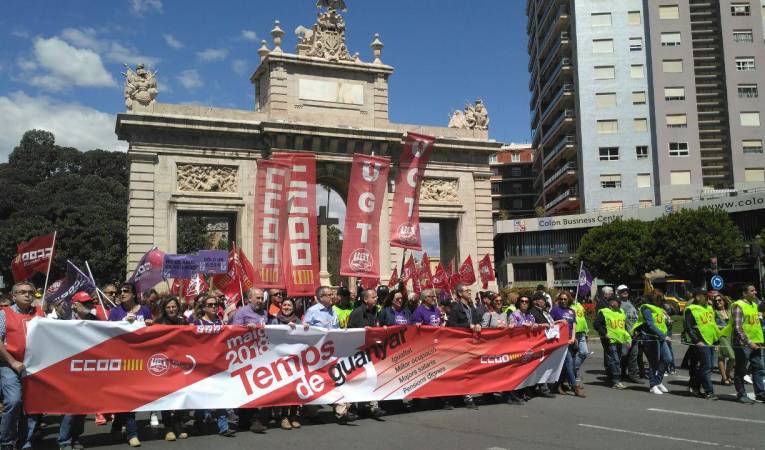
left=0, top=281, right=44, bottom=450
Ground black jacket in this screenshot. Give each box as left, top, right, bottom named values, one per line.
left=446, top=300, right=480, bottom=328
left=379, top=306, right=411, bottom=326
left=347, top=305, right=379, bottom=328
left=530, top=306, right=554, bottom=325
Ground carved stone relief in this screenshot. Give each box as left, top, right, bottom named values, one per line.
left=420, top=178, right=459, bottom=202
left=177, top=164, right=238, bottom=193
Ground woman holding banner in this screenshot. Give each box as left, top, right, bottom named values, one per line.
left=153, top=297, right=190, bottom=441
left=269, top=298, right=303, bottom=430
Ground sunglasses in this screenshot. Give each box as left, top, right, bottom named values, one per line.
left=272, top=293, right=283, bottom=297
left=519, top=300, right=530, bottom=303
left=205, top=302, right=220, bottom=307
left=120, top=289, right=133, bottom=294
left=104, top=291, right=117, bottom=295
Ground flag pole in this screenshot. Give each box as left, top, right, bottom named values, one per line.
left=40, top=231, right=57, bottom=309
left=233, top=242, right=244, bottom=305
left=573, top=261, right=583, bottom=304
left=85, top=261, right=114, bottom=311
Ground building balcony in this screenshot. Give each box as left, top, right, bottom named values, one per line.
left=540, top=108, right=575, bottom=149
left=545, top=186, right=579, bottom=212
left=539, top=83, right=573, bottom=123
left=543, top=161, right=577, bottom=190
left=543, top=134, right=576, bottom=167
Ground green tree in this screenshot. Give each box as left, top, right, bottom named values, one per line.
left=577, top=218, right=652, bottom=283
left=177, top=216, right=209, bottom=254
left=649, top=207, right=744, bottom=284
left=0, top=130, right=128, bottom=286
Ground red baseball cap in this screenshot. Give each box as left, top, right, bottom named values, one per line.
left=72, top=291, right=93, bottom=303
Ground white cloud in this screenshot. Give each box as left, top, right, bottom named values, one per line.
left=27, top=37, right=116, bottom=91
left=177, top=69, right=202, bottom=90
left=11, top=29, right=30, bottom=39
left=241, top=30, right=258, bottom=41
left=130, top=0, right=162, bottom=15
left=163, top=34, right=184, bottom=49
left=16, top=56, right=37, bottom=72
left=231, top=59, right=248, bottom=76
left=0, top=91, right=128, bottom=161
left=197, top=48, right=228, bottom=62
left=60, top=28, right=159, bottom=66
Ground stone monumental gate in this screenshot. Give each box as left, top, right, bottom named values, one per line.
left=117, top=3, right=500, bottom=289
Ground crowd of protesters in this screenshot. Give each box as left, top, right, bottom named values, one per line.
left=0, top=278, right=763, bottom=449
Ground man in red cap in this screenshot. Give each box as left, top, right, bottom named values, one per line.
left=72, top=292, right=101, bottom=321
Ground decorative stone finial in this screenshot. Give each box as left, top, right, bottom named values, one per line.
left=370, top=33, right=384, bottom=64
left=271, top=20, right=285, bottom=53
left=258, top=40, right=270, bottom=60
left=122, top=63, right=158, bottom=111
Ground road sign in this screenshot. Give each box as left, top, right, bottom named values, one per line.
left=710, top=275, right=724, bottom=290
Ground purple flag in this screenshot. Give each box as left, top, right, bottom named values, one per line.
left=45, top=260, right=96, bottom=318
left=129, top=247, right=166, bottom=294
left=577, top=265, right=593, bottom=298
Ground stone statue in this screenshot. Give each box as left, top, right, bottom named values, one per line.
left=316, top=0, right=347, bottom=11
left=123, top=63, right=158, bottom=111
left=420, top=179, right=459, bottom=202
left=177, top=164, right=238, bottom=193
left=297, top=0, right=354, bottom=61
left=448, top=99, right=490, bottom=130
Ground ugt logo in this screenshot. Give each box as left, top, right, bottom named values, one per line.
left=147, top=353, right=170, bottom=376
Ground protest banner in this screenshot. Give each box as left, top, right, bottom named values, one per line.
left=252, top=159, right=292, bottom=288
left=198, top=250, right=229, bottom=275
left=162, top=254, right=200, bottom=279
left=389, top=133, right=435, bottom=250
left=23, top=320, right=567, bottom=414
left=478, top=254, right=496, bottom=289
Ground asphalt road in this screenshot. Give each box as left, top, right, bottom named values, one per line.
left=27, top=351, right=765, bottom=450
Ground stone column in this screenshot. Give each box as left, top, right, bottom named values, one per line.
left=319, top=224, right=330, bottom=286
left=546, top=260, right=555, bottom=289
left=126, top=153, right=158, bottom=273
left=506, top=262, right=515, bottom=285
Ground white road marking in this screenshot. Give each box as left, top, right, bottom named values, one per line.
left=578, top=424, right=753, bottom=449
left=647, top=408, right=765, bottom=424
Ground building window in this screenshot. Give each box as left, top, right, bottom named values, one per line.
left=661, top=32, right=682, bottom=46
left=599, top=147, right=620, bottom=161
left=639, top=200, right=653, bottom=208
left=738, top=84, right=759, bottom=98
left=511, top=152, right=521, bottom=162
left=731, top=3, right=751, bottom=16
left=634, top=118, right=648, bottom=132
left=630, top=64, right=645, bottom=78
left=636, top=145, right=649, bottom=159
left=743, top=139, right=764, bottom=153
left=736, top=57, right=756, bottom=71
left=628, top=11, right=642, bottom=25
left=632, top=91, right=646, bottom=105
left=665, top=87, right=686, bottom=101
left=489, top=154, right=498, bottom=164
left=596, top=120, right=619, bottom=134
left=592, top=13, right=612, bottom=27
left=670, top=170, right=692, bottom=185
left=669, top=142, right=689, bottom=156
left=511, top=167, right=521, bottom=176
left=660, top=5, right=680, bottom=19
left=637, top=173, right=652, bottom=188
left=594, top=66, right=616, bottom=79
left=740, top=112, right=761, bottom=126
left=600, top=201, right=623, bottom=211
left=733, top=29, right=754, bottom=43
left=593, top=39, right=614, bottom=54
left=629, top=37, right=643, bottom=51
left=663, top=59, right=683, bottom=73
left=600, top=174, right=622, bottom=189
left=666, top=114, right=688, bottom=128
left=595, top=92, right=617, bottom=108
left=745, top=168, right=765, bottom=182
left=512, top=199, right=524, bottom=209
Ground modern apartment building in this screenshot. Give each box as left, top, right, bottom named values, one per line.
left=490, top=144, right=536, bottom=220
left=526, top=0, right=765, bottom=214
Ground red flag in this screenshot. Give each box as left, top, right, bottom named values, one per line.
left=401, top=255, right=417, bottom=284
left=458, top=256, right=476, bottom=286
left=340, top=154, right=391, bottom=279
left=238, top=248, right=255, bottom=291
left=478, top=254, right=496, bottom=289
left=272, top=153, right=320, bottom=296
left=170, top=278, right=183, bottom=296
left=252, top=159, right=292, bottom=289
left=389, top=133, right=435, bottom=250
left=183, top=273, right=209, bottom=303
left=212, top=249, right=244, bottom=304
left=418, top=253, right=434, bottom=289
left=432, top=263, right=449, bottom=290
left=446, top=259, right=462, bottom=290
left=387, top=268, right=399, bottom=288
left=11, top=233, right=55, bottom=282
left=360, top=278, right=379, bottom=290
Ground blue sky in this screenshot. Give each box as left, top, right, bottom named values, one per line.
left=0, top=0, right=531, bottom=257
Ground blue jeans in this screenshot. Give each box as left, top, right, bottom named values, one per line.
left=644, top=339, right=672, bottom=387
left=560, top=348, right=577, bottom=387
left=195, top=410, right=229, bottom=433
left=574, top=333, right=588, bottom=375
left=733, top=346, right=765, bottom=398
left=688, top=345, right=714, bottom=394
left=0, top=366, right=23, bottom=446
left=112, top=413, right=138, bottom=440
left=605, top=343, right=623, bottom=384
left=58, top=415, right=85, bottom=446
